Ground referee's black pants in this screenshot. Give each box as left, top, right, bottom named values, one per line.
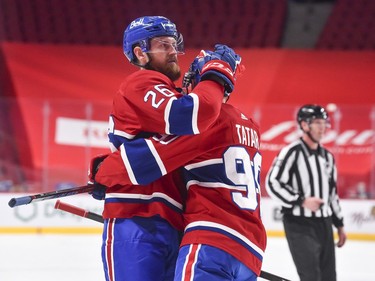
left=283, top=215, right=336, bottom=281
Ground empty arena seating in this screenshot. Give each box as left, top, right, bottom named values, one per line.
left=2, top=0, right=375, bottom=50
left=316, top=0, right=375, bottom=49
left=0, top=0, right=287, bottom=48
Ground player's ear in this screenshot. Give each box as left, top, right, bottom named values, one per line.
left=134, top=46, right=149, bottom=64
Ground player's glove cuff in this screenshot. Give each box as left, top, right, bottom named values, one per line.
left=87, top=154, right=109, bottom=200
left=200, top=60, right=235, bottom=94
left=88, top=183, right=106, bottom=201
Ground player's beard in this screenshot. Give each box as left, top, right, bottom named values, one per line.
left=146, top=54, right=181, bottom=82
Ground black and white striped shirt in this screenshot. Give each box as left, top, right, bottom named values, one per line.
left=266, top=138, right=344, bottom=227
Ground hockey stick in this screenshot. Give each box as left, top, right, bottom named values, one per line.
left=53, top=201, right=290, bottom=281
left=259, top=270, right=292, bottom=281
left=8, top=185, right=94, bottom=208
left=54, top=200, right=103, bottom=223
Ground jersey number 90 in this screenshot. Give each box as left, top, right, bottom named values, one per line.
left=223, top=146, right=261, bottom=210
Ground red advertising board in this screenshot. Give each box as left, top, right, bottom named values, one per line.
left=1, top=43, right=374, bottom=197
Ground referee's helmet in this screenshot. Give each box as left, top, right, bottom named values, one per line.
left=297, top=104, right=329, bottom=126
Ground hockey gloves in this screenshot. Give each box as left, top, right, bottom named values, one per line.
left=183, top=44, right=242, bottom=96
left=88, top=154, right=109, bottom=200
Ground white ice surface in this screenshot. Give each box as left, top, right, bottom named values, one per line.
left=0, top=234, right=374, bottom=281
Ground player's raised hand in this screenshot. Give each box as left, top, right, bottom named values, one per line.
left=212, top=44, right=242, bottom=75
left=182, top=44, right=243, bottom=96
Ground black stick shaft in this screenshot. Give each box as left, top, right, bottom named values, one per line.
left=85, top=212, right=104, bottom=223
left=8, top=185, right=94, bottom=208
left=259, top=270, right=292, bottom=281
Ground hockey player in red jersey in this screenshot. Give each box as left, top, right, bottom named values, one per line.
left=89, top=16, right=243, bottom=281
left=93, top=54, right=267, bottom=280
left=109, top=16, right=241, bottom=150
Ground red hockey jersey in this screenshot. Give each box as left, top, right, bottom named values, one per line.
left=97, top=103, right=267, bottom=275
left=108, top=70, right=224, bottom=148
left=103, top=69, right=225, bottom=231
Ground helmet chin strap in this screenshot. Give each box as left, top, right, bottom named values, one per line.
left=305, top=124, right=319, bottom=144
left=307, top=131, right=319, bottom=144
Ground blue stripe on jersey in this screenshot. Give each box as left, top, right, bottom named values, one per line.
left=168, top=95, right=195, bottom=135
left=105, top=197, right=183, bottom=213
left=185, top=225, right=263, bottom=261
left=108, top=132, right=126, bottom=149
left=122, top=139, right=163, bottom=185
left=184, top=164, right=235, bottom=186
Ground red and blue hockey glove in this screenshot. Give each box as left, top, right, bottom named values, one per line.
left=87, top=154, right=109, bottom=200
left=183, top=44, right=243, bottom=96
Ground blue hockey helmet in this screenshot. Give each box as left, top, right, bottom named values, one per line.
left=123, top=16, right=184, bottom=63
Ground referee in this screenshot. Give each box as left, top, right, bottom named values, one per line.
left=266, top=104, right=347, bottom=281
